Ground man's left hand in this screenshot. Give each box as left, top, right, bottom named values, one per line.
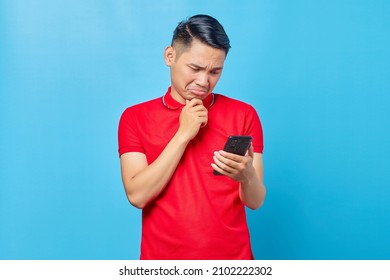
left=211, top=144, right=256, bottom=183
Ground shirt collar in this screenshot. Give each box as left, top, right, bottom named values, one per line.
left=162, top=86, right=215, bottom=110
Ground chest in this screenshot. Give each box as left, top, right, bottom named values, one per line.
left=138, top=105, right=249, bottom=164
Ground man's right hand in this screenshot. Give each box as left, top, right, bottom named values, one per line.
left=121, top=98, right=208, bottom=209
left=177, top=98, right=208, bottom=142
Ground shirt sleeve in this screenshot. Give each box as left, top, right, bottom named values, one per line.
left=118, top=107, right=145, bottom=156
left=244, top=105, right=264, bottom=153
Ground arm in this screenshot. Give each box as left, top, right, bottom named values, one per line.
left=211, top=145, right=266, bottom=209
left=239, top=151, right=266, bottom=209
left=120, top=99, right=208, bottom=209
left=120, top=135, right=188, bottom=209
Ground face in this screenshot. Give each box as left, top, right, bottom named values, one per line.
left=164, top=39, right=226, bottom=103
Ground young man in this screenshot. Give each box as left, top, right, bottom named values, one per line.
left=118, top=14, right=266, bottom=260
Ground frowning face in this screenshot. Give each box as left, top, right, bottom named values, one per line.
left=164, top=39, right=226, bottom=103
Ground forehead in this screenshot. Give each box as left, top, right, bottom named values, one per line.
left=176, top=40, right=226, bottom=66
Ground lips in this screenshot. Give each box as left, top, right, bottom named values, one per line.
left=188, top=88, right=209, bottom=96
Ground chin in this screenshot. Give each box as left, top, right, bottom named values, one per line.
left=188, top=91, right=209, bottom=100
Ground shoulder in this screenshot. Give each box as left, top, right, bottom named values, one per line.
left=214, top=93, right=258, bottom=113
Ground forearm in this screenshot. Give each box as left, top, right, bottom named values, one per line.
left=124, top=133, right=189, bottom=208
left=239, top=172, right=266, bottom=210
left=211, top=149, right=266, bottom=209
left=122, top=99, right=208, bottom=209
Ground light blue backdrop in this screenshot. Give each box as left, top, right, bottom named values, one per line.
left=1, top=0, right=389, bottom=259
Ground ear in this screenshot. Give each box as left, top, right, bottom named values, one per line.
left=164, top=46, right=175, bottom=66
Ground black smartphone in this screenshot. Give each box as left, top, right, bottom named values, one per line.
left=213, top=135, right=253, bottom=175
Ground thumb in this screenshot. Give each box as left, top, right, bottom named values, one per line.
left=186, top=99, right=189, bottom=105
left=247, top=143, right=254, bottom=158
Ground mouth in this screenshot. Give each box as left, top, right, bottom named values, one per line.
left=188, top=88, right=209, bottom=97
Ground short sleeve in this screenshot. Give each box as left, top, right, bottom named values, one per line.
left=244, top=105, right=264, bottom=153
left=118, top=107, right=145, bottom=156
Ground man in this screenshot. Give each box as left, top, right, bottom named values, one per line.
left=118, top=14, right=266, bottom=260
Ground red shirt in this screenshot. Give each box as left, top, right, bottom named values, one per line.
left=118, top=87, right=263, bottom=259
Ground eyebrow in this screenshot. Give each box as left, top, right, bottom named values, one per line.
left=188, top=63, right=223, bottom=71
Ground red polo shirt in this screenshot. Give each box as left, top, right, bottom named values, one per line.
left=118, top=87, right=263, bottom=259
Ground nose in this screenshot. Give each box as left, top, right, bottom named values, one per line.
left=195, top=72, right=209, bottom=88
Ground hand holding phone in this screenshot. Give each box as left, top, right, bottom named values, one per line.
left=213, top=136, right=252, bottom=175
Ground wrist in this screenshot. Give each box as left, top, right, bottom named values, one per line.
left=239, top=167, right=257, bottom=186
left=173, top=130, right=191, bottom=146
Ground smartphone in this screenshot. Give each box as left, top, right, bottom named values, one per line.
left=213, top=135, right=253, bottom=175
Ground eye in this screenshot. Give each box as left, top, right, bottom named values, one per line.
left=190, top=67, right=200, bottom=72
left=210, top=70, right=221, bottom=75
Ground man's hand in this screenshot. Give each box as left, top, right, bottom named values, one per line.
left=211, top=145, right=266, bottom=209
left=177, top=99, right=208, bottom=142
left=211, top=144, right=256, bottom=183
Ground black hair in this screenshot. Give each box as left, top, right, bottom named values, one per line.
left=171, top=14, right=231, bottom=55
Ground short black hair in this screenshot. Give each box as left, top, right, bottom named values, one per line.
left=171, top=14, right=231, bottom=55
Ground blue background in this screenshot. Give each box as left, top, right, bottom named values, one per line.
left=1, top=0, right=389, bottom=260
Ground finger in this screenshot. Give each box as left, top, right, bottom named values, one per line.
left=212, top=155, right=235, bottom=174
left=214, top=151, right=238, bottom=171
left=211, top=163, right=224, bottom=174
left=182, top=101, right=207, bottom=115
left=200, top=116, right=208, bottom=128
left=218, top=150, right=244, bottom=163
left=211, top=163, right=230, bottom=175
left=194, top=111, right=208, bottom=117
left=191, top=104, right=208, bottom=113
left=198, top=115, right=208, bottom=124
left=247, top=144, right=254, bottom=158
left=187, top=98, right=203, bottom=107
